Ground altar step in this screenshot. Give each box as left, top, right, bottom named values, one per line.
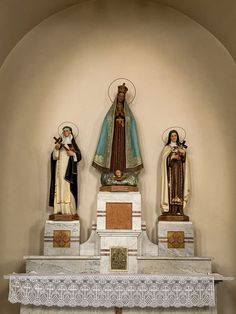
left=24, top=255, right=212, bottom=276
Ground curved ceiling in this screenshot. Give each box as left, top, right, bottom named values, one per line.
left=0, top=0, right=80, bottom=67
left=0, top=0, right=235, bottom=68
left=158, top=0, right=236, bottom=62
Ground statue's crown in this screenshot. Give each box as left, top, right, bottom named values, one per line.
left=118, top=83, right=128, bottom=94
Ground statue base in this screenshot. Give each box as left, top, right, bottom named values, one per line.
left=99, top=185, right=138, bottom=192
left=96, top=191, right=142, bottom=273
left=158, top=214, right=189, bottom=222
left=44, top=220, right=80, bottom=256
left=49, top=213, right=79, bottom=221
left=157, top=221, right=194, bottom=257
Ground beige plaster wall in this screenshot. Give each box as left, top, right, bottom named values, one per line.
left=158, top=0, right=236, bottom=61
left=1, top=0, right=236, bottom=69
left=0, top=0, right=81, bottom=67
left=0, top=0, right=235, bottom=313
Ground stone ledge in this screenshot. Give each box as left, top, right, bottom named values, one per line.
left=23, top=256, right=101, bottom=260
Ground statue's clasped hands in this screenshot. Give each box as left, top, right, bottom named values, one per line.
left=178, top=148, right=185, bottom=155
left=67, top=150, right=75, bottom=157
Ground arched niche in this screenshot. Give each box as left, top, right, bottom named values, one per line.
left=0, top=1, right=235, bottom=313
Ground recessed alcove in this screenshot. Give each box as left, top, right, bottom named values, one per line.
left=0, top=0, right=235, bottom=313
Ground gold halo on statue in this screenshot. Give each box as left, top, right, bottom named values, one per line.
left=108, top=78, right=136, bottom=105
left=162, top=126, right=186, bottom=144
left=58, top=121, right=79, bottom=138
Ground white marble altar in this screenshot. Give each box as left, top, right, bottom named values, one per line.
left=6, top=190, right=230, bottom=314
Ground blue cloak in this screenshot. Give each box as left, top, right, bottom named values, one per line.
left=92, top=99, right=143, bottom=172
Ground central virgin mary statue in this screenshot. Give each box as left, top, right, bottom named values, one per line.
left=92, top=83, right=143, bottom=186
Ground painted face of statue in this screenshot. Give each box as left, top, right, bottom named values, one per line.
left=62, top=127, right=72, bottom=137
left=117, top=92, right=125, bottom=103
left=115, top=169, right=122, bottom=178
left=170, top=132, right=178, bottom=143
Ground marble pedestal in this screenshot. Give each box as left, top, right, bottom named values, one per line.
left=96, top=191, right=142, bottom=273
left=44, top=220, right=80, bottom=256
left=97, top=191, right=142, bottom=231
left=157, top=221, right=194, bottom=257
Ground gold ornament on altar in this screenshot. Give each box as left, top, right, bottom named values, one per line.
left=110, top=247, right=128, bottom=271
left=53, top=230, right=71, bottom=248
left=167, top=231, right=185, bottom=249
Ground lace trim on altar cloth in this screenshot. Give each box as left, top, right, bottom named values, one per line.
left=8, top=274, right=215, bottom=308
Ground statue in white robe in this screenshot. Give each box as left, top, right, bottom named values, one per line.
left=49, top=126, right=82, bottom=216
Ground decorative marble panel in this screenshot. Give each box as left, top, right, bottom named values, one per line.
left=106, top=202, right=132, bottom=229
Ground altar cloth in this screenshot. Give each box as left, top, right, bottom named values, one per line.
left=8, top=274, right=215, bottom=308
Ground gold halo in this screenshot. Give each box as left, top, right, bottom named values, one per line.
left=57, top=121, right=79, bottom=138
left=108, top=77, right=136, bottom=105
left=162, top=126, right=187, bottom=144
